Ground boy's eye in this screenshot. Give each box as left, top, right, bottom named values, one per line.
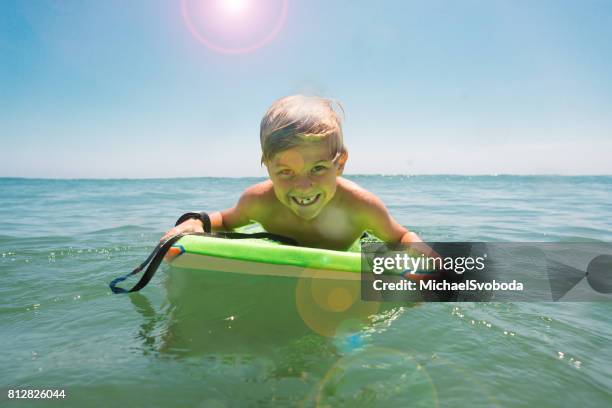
left=311, top=165, right=328, bottom=174
left=278, top=169, right=293, bottom=177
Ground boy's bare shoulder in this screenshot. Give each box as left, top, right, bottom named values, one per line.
left=237, top=180, right=276, bottom=211
left=336, top=178, right=409, bottom=242
left=336, top=177, right=383, bottom=206
left=336, top=177, right=390, bottom=225
left=221, top=181, right=276, bottom=228
left=243, top=180, right=274, bottom=196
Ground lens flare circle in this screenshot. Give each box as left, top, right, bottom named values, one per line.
left=294, top=270, right=381, bottom=337
left=181, top=0, right=289, bottom=54
left=221, top=0, right=249, bottom=16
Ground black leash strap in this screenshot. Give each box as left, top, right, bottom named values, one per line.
left=109, top=233, right=186, bottom=294
left=174, top=211, right=212, bottom=233
left=109, top=212, right=298, bottom=294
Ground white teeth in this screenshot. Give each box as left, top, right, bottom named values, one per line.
left=293, top=194, right=319, bottom=205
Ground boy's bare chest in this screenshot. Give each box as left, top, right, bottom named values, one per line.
left=257, top=205, right=362, bottom=251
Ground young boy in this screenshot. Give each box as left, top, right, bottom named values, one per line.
left=161, top=95, right=423, bottom=251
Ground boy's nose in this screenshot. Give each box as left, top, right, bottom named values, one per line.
left=294, top=175, right=314, bottom=190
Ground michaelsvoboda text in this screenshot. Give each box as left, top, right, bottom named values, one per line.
left=372, top=279, right=524, bottom=291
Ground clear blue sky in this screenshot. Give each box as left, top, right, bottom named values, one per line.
left=1, top=0, right=611, bottom=178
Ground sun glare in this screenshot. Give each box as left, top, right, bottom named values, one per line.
left=181, top=0, right=288, bottom=54
left=220, top=0, right=249, bottom=16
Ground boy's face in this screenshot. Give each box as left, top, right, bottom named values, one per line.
left=266, top=142, right=346, bottom=220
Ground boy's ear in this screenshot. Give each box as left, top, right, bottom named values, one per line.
left=335, top=151, right=348, bottom=174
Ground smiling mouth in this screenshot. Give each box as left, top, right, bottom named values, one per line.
left=291, top=194, right=321, bottom=206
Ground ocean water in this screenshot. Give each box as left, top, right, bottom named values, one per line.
left=1, top=175, right=611, bottom=407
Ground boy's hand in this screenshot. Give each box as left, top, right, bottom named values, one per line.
left=159, top=218, right=204, bottom=242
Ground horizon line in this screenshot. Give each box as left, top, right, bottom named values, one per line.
left=1, top=173, right=612, bottom=181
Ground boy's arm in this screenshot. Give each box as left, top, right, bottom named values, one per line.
left=356, top=192, right=438, bottom=257
left=214, top=190, right=256, bottom=230
left=160, top=187, right=258, bottom=242
left=357, top=193, right=419, bottom=243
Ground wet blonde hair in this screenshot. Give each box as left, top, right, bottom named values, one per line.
left=260, top=95, right=346, bottom=163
